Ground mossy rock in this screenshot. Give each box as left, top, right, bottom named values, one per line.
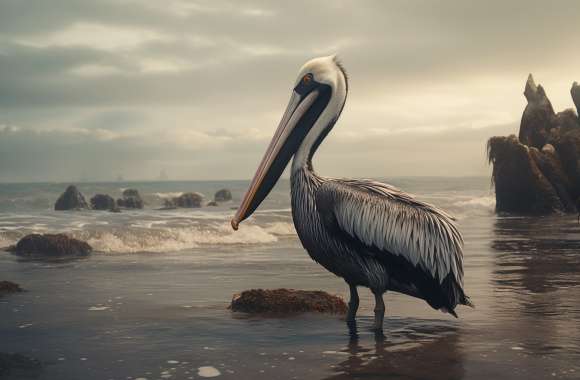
left=230, top=288, right=347, bottom=315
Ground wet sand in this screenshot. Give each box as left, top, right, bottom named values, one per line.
left=1, top=214, right=580, bottom=379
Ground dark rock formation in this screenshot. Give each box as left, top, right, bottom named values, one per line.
left=572, top=82, right=580, bottom=114
left=487, top=75, right=580, bottom=215
left=166, top=192, right=203, bottom=208
left=518, top=74, right=555, bottom=149
left=206, top=201, right=218, bottom=207
left=214, top=188, right=232, bottom=202
left=230, top=288, right=347, bottom=314
left=0, top=280, right=22, bottom=296
left=90, top=194, right=117, bottom=211
left=54, top=185, right=89, bottom=211
left=7, top=234, right=92, bottom=257
left=117, top=189, right=144, bottom=209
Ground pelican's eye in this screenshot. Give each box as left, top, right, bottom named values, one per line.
left=302, top=74, right=313, bottom=85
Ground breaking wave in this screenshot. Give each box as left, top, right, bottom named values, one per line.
left=152, top=192, right=185, bottom=199
left=263, top=221, right=296, bottom=236
left=76, top=225, right=273, bottom=253
left=0, top=230, right=23, bottom=248
left=449, top=195, right=495, bottom=219
left=64, top=221, right=296, bottom=254
left=454, top=195, right=495, bottom=210
left=0, top=235, right=11, bottom=248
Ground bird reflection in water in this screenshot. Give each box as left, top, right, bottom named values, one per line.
left=322, top=319, right=464, bottom=380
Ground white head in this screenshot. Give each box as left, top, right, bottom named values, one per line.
left=293, top=55, right=348, bottom=93
left=232, top=55, right=348, bottom=230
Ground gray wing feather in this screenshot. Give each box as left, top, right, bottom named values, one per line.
left=316, top=179, right=465, bottom=286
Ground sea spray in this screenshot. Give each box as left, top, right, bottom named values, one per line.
left=68, top=222, right=290, bottom=253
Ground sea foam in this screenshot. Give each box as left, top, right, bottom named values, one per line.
left=69, top=222, right=292, bottom=253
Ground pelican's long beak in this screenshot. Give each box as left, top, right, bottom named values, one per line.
left=231, top=89, right=319, bottom=230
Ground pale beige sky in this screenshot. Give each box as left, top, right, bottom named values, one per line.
left=1, top=0, right=579, bottom=182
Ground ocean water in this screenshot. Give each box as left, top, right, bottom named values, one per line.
left=0, top=178, right=493, bottom=253
left=1, top=177, right=579, bottom=380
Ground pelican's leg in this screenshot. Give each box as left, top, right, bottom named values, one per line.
left=346, top=283, right=359, bottom=322
left=372, top=291, right=385, bottom=332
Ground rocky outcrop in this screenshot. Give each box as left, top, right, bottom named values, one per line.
left=90, top=194, right=118, bottom=211
left=487, top=75, right=580, bottom=215
left=518, top=74, right=556, bottom=148
left=7, top=234, right=92, bottom=257
left=0, top=281, right=22, bottom=296
left=206, top=201, right=218, bottom=207
left=54, top=185, right=89, bottom=211
left=214, top=188, right=232, bottom=202
left=117, top=189, right=144, bottom=209
left=165, top=192, right=203, bottom=208
left=230, top=288, right=347, bottom=314
left=572, top=82, right=580, bottom=114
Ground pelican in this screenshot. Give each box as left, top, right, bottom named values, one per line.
left=231, top=55, right=472, bottom=330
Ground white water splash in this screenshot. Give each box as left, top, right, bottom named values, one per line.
left=197, top=366, right=221, bottom=378
left=152, top=192, right=184, bottom=199
left=69, top=222, right=284, bottom=253
left=264, top=222, right=296, bottom=236
left=451, top=195, right=496, bottom=219
left=88, top=306, right=110, bottom=311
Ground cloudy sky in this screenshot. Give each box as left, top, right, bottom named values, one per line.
left=1, top=0, right=579, bottom=182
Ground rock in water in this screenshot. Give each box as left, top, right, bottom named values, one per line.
left=214, top=188, right=232, bottom=202
left=117, top=189, right=144, bottom=209
left=230, top=288, right=347, bottom=314
left=90, top=194, right=117, bottom=211
left=206, top=201, right=218, bottom=207
left=173, top=192, right=203, bottom=208
left=572, top=82, right=580, bottom=115
left=487, top=136, right=563, bottom=214
left=8, top=234, right=92, bottom=257
left=518, top=74, right=555, bottom=149
left=487, top=75, right=580, bottom=215
left=0, top=281, right=22, bottom=296
left=54, top=185, right=89, bottom=211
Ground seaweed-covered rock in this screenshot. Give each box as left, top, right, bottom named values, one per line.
left=7, top=234, right=92, bottom=257
left=487, top=75, right=580, bottom=215
left=230, top=288, right=347, bottom=314
left=90, top=194, right=117, bottom=211
left=530, top=147, right=576, bottom=212
left=117, top=189, right=144, bottom=209
left=172, top=192, right=203, bottom=208
left=0, top=281, right=22, bottom=296
left=214, top=188, right=232, bottom=202
left=555, top=128, right=580, bottom=197
left=54, top=185, right=89, bottom=211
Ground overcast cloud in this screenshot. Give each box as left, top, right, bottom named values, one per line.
left=1, top=0, right=580, bottom=182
